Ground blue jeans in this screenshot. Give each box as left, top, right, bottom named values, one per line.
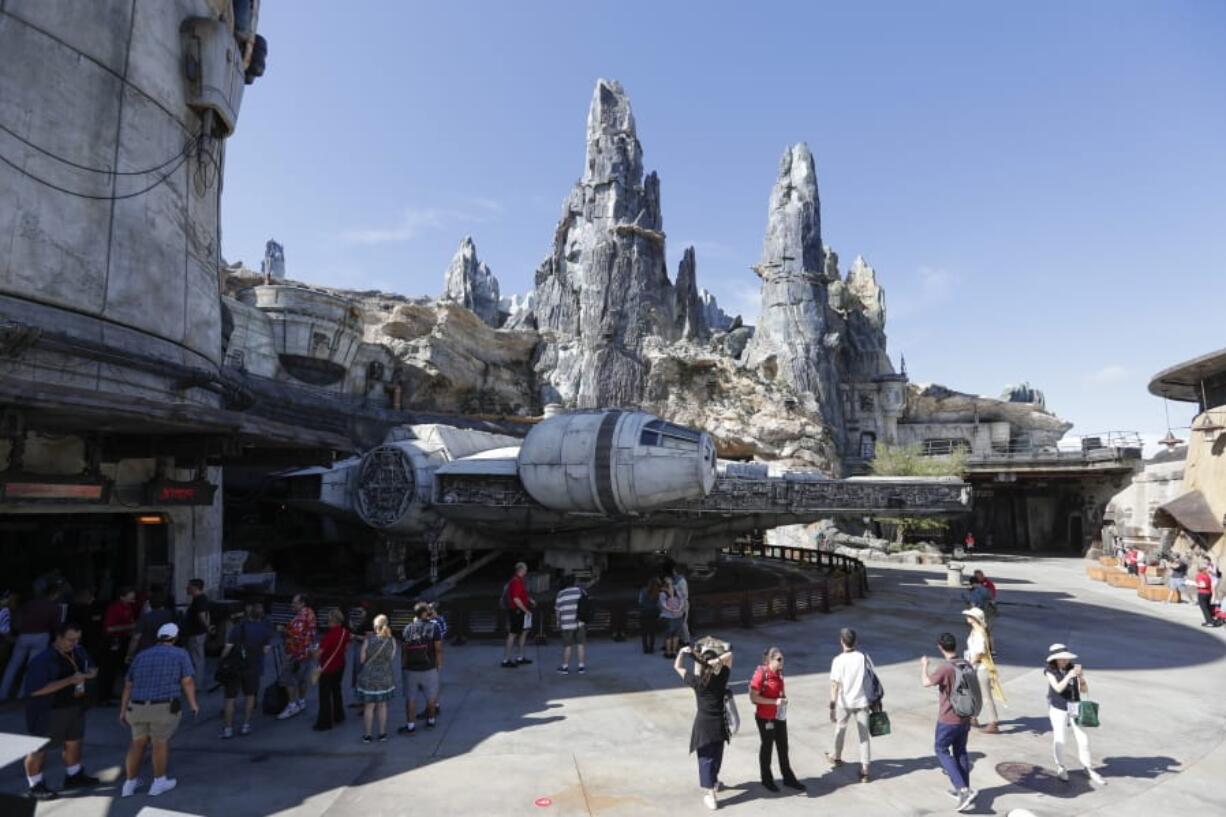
left=0, top=633, right=49, bottom=699
left=935, top=721, right=972, bottom=790
left=696, top=741, right=724, bottom=789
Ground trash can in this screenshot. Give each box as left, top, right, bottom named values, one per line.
left=946, top=562, right=964, bottom=587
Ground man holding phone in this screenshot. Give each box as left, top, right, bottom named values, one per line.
left=20, top=622, right=100, bottom=801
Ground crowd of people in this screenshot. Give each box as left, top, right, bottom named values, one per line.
left=1113, top=541, right=1224, bottom=627
left=0, top=556, right=1145, bottom=809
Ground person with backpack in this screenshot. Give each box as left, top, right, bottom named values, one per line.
left=749, top=646, right=804, bottom=792
left=218, top=603, right=273, bottom=738
left=673, top=638, right=733, bottom=811
left=501, top=562, right=535, bottom=668
left=827, top=627, right=875, bottom=783
left=554, top=577, right=589, bottom=675
left=658, top=578, right=686, bottom=659
left=963, top=608, right=1004, bottom=734
left=1044, top=645, right=1106, bottom=786
left=637, top=576, right=661, bottom=654
left=398, top=602, right=442, bottom=734
left=313, top=608, right=351, bottom=732
left=921, top=632, right=978, bottom=813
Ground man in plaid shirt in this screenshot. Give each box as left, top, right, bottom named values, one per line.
left=276, top=594, right=316, bottom=719
left=119, top=623, right=198, bottom=797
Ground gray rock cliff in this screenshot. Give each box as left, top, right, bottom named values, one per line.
left=442, top=236, right=501, bottom=327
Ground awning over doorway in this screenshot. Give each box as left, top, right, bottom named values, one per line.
left=1153, top=490, right=1223, bottom=534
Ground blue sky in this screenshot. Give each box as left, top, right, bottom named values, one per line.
left=222, top=1, right=1225, bottom=447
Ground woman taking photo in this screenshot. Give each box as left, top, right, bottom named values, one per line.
left=658, top=578, right=685, bottom=658
left=749, top=647, right=804, bottom=792
left=1044, top=645, right=1105, bottom=786
left=313, top=608, right=351, bottom=731
left=673, top=638, right=733, bottom=811
left=356, top=614, right=397, bottom=743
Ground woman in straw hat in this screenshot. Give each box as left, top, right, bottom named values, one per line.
left=1044, top=645, right=1105, bottom=785
left=963, top=608, right=1004, bottom=733
left=674, top=636, right=733, bottom=811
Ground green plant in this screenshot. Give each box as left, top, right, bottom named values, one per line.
left=869, top=443, right=968, bottom=543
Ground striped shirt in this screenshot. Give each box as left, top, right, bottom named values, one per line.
left=555, top=587, right=584, bottom=631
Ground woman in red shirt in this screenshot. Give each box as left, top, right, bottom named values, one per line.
left=313, top=609, right=352, bottom=730
left=748, top=647, right=804, bottom=792
left=1194, top=565, right=1220, bottom=627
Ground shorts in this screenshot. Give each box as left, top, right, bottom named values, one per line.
left=26, top=707, right=85, bottom=748
left=280, top=655, right=315, bottom=687
left=507, top=609, right=527, bottom=635
left=224, top=670, right=261, bottom=699
left=403, top=668, right=440, bottom=700
left=126, top=701, right=181, bottom=740
left=662, top=617, right=684, bottom=638
left=561, top=626, right=586, bottom=646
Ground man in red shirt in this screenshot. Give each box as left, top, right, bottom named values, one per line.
left=98, top=588, right=137, bottom=705
left=276, top=594, right=317, bottom=718
left=1195, top=564, right=1220, bottom=627
left=501, top=563, right=535, bottom=668
left=971, top=571, right=997, bottom=600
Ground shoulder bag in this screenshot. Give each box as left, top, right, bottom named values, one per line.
left=311, top=630, right=347, bottom=685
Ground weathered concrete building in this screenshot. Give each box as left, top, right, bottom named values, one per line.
left=1149, top=348, right=1226, bottom=558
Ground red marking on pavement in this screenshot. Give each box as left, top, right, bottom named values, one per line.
left=534, top=797, right=553, bottom=807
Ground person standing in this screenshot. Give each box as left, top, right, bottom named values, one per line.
left=397, top=602, right=441, bottom=734
left=658, top=578, right=685, bottom=658
left=219, top=603, right=273, bottom=738
left=128, top=590, right=173, bottom=660
left=277, top=593, right=317, bottom=718
left=963, top=532, right=975, bottom=553
left=921, top=632, right=977, bottom=813
left=1165, top=555, right=1188, bottom=604
left=749, top=646, right=803, bottom=792
left=673, top=639, right=733, bottom=811
left=1195, top=563, right=1221, bottom=627
left=182, top=579, right=210, bottom=686
left=501, top=562, right=535, bottom=668
left=664, top=559, right=691, bottom=644
left=963, top=608, right=1003, bottom=733
left=119, top=623, right=199, bottom=797
left=1044, top=645, right=1106, bottom=785
left=554, top=577, right=588, bottom=674
left=0, top=589, right=13, bottom=687
left=356, top=614, right=397, bottom=743
left=637, top=577, right=661, bottom=654
left=99, top=587, right=137, bottom=706
left=827, top=627, right=872, bottom=782
left=348, top=603, right=372, bottom=707
left=1, top=582, right=63, bottom=701
left=20, top=623, right=100, bottom=801
left=313, top=608, right=351, bottom=732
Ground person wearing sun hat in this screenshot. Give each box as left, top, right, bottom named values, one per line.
left=1044, top=646, right=1105, bottom=786
left=962, top=608, right=1004, bottom=733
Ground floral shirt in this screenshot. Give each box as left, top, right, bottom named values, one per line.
left=284, top=607, right=317, bottom=660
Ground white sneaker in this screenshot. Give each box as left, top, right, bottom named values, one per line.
left=1087, top=769, right=1106, bottom=786
left=149, top=778, right=178, bottom=797
left=121, top=778, right=143, bottom=798
left=703, top=792, right=718, bottom=810
left=276, top=702, right=299, bottom=720
left=955, top=788, right=978, bottom=812
left=945, top=787, right=961, bottom=801
left=1056, top=765, right=1069, bottom=782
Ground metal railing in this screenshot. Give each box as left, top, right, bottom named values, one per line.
left=238, top=550, right=869, bottom=641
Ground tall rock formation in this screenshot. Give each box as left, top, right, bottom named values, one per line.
left=699, top=289, right=734, bottom=331
left=442, top=236, right=501, bottom=327
left=834, top=253, right=893, bottom=381
left=524, top=79, right=680, bottom=406
left=742, top=144, right=844, bottom=436
left=674, top=246, right=708, bottom=341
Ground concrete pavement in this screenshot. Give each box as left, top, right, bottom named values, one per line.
left=2, top=555, right=1223, bottom=816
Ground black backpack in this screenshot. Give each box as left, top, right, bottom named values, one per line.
left=949, top=659, right=983, bottom=719
left=863, top=654, right=885, bottom=707
left=214, top=623, right=248, bottom=685
left=576, top=591, right=594, bottom=625
left=402, top=621, right=437, bottom=672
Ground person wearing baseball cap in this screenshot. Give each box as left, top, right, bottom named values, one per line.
left=1044, top=646, right=1106, bottom=786
left=119, top=621, right=198, bottom=798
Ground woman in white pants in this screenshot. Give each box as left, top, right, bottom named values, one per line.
left=1044, top=646, right=1105, bottom=786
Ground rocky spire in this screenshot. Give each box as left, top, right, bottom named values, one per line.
left=674, top=246, right=707, bottom=341
left=698, top=288, right=733, bottom=331
left=442, top=236, right=501, bottom=327
left=742, top=143, right=843, bottom=433
left=845, top=255, right=885, bottom=332
left=526, top=79, right=679, bottom=407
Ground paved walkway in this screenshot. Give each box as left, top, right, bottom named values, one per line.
left=2, top=556, right=1224, bottom=816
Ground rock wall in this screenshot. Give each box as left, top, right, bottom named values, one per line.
left=442, top=236, right=501, bottom=328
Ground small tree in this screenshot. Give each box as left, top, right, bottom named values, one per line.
left=869, top=443, right=968, bottom=546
